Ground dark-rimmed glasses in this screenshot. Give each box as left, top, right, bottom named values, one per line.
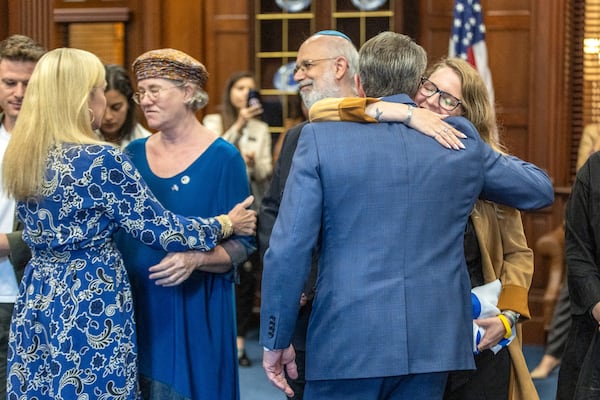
left=418, top=77, right=462, bottom=111
left=132, top=83, right=185, bottom=104
left=293, top=57, right=338, bottom=75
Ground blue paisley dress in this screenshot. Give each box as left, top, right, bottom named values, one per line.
left=6, top=144, right=225, bottom=400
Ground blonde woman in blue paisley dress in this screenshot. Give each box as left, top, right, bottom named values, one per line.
left=1, top=48, right=256, bottom=399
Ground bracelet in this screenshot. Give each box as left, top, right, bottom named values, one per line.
left=497, top=314, right=513, bottom=339
left=502, top=310, right=519, bottom=327
left=405, top=104, right=414, bottom=126
left=215, top=215, right=233, bottom=238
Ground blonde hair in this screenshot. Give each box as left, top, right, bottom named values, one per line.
left=3, top=48, right=106, bottom=200
left=428, top=57, right=505, bottom=153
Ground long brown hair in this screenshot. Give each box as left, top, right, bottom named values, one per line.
left=428, top=57, right=505, bottom=153
left=221, top=71, right=256, bottom=130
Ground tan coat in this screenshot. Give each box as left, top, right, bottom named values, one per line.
left=471, top=200, right=539, bottom=400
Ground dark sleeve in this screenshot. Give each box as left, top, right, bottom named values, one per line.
left=257, top=123, right=304, bottom=259
left=7, top=223, right=30, bottom=283
left=566, top=154, right=600, bottom=316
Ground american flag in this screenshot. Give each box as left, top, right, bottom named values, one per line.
left=449, top=0, right=494, bottom=104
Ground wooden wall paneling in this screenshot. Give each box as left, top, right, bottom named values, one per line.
left=417, top=0, right=454, bottom=63
left=566, top=0, right=584, bottom=186
left=485, top=13, right=530, bottom=159
left=160, top=1, right=203, bottom=57
left=130, top=0, right=162, bottom=62
left=6, top=0, right=53, bottom=49
left=314, top=0, right=332, bottom=29
left=0, top=0, right=8, bottom=39
left=202, top=0, right=250, bottom=115
left=528, top=0, right=565, bottom=178
left=524, top=1, right=567, bottom=345
left=53, top=7, right=129, bottom=64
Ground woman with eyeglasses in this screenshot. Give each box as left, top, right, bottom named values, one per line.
left=203, top=71, right=272, bottom=368
left=119, top=49, right=256, bottom=400
left=308, top=57, right=538, bottom=400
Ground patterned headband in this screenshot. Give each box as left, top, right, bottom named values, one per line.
left=132, top=48, right=208, bottom=87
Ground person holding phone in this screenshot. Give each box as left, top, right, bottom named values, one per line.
left=203, top=71, right=272, bottom=208
left=204, top=71, right=272, bottom=367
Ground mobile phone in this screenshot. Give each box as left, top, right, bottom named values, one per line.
left=247, top=89, right=261, bottom=107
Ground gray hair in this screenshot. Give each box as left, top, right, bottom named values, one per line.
left=185, top=83, right=209, bottom=111
left=358, top=32, right=427, bottom=98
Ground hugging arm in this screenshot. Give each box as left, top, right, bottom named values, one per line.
left=309, top=97, right=465, bottom=149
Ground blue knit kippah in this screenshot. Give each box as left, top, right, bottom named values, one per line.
left=314, top=30, right=352, bottom=42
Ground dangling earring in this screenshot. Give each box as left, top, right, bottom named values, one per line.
left=88, top=108, right=95, bottom=126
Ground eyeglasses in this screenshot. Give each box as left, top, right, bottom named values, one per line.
left=132, top=83, right=185, bottom=104
left=293, top=57, right=338, bottom=75
left=418, top=77, right=462, bottom=111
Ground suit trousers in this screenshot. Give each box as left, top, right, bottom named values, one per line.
left=284, top=299, right=312, bottom=399
left=304, top=372, right=448, bottom=400
left=0, top=302, right=13, bottom=400
left=444, top=347, right=510, bottom=400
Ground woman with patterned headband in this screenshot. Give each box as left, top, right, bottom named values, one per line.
left=118, top=48, right=256, bottom=400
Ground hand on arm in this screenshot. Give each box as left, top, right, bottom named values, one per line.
left=365, top=102, right=466, bottom=150
left=263, top=344, right=297, bottom=397
left=224, top=195, right=257, bottom=236
left=308, top=97, right=465, bottom=149
left=148, top=246, right=233, bottom=286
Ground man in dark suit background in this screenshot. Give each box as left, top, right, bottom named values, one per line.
left=260, top=31, right=554, bottom=399
left=257, top=29, right=358, bottom=400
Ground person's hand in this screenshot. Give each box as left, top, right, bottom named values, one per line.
left=227, top=195, right=257, bottom=236
left=148, top=252, right=200, bottom=286
left=243, top=151, right=256, bottom=168
left=263, top=345, right=297, bottom=397
left=299, top=293, right=308, bottom=307
left=364, top=101, right=465, bottom=150
left=475, top=316, right=508, bottom=352
left=410, top=107, right=466, bottom=150
left=240, top=103, right=264, bottom=121
left=233, top=104, right=264, bottom=133
left=592, top=301, right=600, bottom=331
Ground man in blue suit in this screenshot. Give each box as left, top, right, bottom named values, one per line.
left=260, top=32, right=554, bottom=399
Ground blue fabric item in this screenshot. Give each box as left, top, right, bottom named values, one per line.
left=119, top=137, right=251, bottom=400
left=471, top=292, right=482, bottom=318
left=315, top=30, right=352, bottom=42
left=471, top=280, right=516, bottom=355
